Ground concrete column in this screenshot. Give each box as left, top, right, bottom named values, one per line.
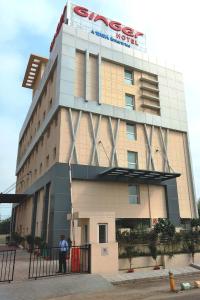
left=85, top=50, right=90, bottom=101
left=31, top=192, right=38, bottom=238
left=97, top=54, right=102, bottom=105
left=41, top=183, right=50, bottom=242
left=47, top=164, right=71, bottom=247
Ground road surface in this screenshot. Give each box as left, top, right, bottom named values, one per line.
left=48, top=273, right=200, bottom=300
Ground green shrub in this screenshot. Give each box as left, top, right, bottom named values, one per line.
left=11, top=232, right=24, bottom=245
left=34, top=236, right=43, bottom=247
left=26, top=234, right=34, bottom=246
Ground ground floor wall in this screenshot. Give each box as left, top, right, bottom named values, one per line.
left=119, top=253, right=200, bottom=270
left=72, top=181, right=167, bottom=220
left=13, top=163, right=184, bottom=247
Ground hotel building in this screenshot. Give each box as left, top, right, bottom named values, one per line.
left=11, top=3, right=197, bottom=272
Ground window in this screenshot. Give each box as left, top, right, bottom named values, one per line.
left=125, top=94, right=135, bottom=110
left=124, top=69, right=134, bottom=85
left=40, top=136, right=44, bottom=147
left=128, top=185, right=139, bottom=204
left=84, top=225, right=88, bottom=244
left=46, top=155, right=49, bottom=167
left=40, top=163, right=43, bottom=174
left=126, top=123, right=136, bottom=140
left=44, top=87, right=47, bottom=97
left=127, top=151, right=138, bottom=169
left=54, top=113, right=58, bottom=127
left=53, top=147, right=56, bottom=160
left=38, top=99, right=41, bottom=109
left=49, top=98, right=52, bottom=110
left=98, top=224, right=108, bottom=243
left=43, top=111, right=46, bottom=121
left=47, top=127, right=50, bottom=138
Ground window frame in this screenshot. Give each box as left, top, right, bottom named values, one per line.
left=39, top=162, right=43, bottom=174
left=49, top=98, right=53, bottom=111
left=125, top=94, right=135, bottom=110
left=126, top=123, right=137, bottom=141
left=127, top=151, right=138, bottom=169
left=46, top=155, right=49, bottom=167
left=53, top=147, right=56, bottom=160
left=98, top=223, right=108, bottom=244
left=124, top=69, right=134, bottom=85
left=128, top=184, right=140, bottom=204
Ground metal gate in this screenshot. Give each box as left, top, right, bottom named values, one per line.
left=28, top=245, right=91, bottom=279
left=0, top=249, right=16, bottom=283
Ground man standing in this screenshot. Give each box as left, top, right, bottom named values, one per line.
left=57, top=234, right=68, bottom=273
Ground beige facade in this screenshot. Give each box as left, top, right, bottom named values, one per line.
left=15, top=196, right=33, bottom=236
left=12, top=13, right=197, bottom=274
left=58, top=107, right=193, bottom=218
left=10, top=3, right=197, bottom=273
left=15, top=50, right=196, bottom=240
left=18, top=63, right=57, bottom=164
left=75, top=52, right=160, bottom=115
left=72, top=181, right=167, bottom=219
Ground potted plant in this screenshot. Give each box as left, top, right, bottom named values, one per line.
left=11, top=232, right=24, bottom=247
left=148, top=241, right=160, bottom=270
left=191, top=219, right=200, bottom=232
left=34, top=236, right=43, bottom=256
left=26, top=234, right=34, bottom=252
left=186, top=239, right=196, bottom=263
left=125, top=246, right=135, bottom=272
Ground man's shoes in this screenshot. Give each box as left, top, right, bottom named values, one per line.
left=56, top=270, right=62, bottom=273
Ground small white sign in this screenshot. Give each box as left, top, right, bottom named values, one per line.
left=67, top=213, right=72, bottom=220
left=101, top=247, right=109, bottom=256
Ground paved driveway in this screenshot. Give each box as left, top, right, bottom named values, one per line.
left=0, top=274, right=113, bottom=300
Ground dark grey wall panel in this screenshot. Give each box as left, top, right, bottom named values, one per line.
left=24, top=163, right=71, bottom=247
left=164, top=178, right=180, bottom=226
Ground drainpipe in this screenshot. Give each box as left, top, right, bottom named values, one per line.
left=147, top=184, right=152, bottom=227
left=69, top=163, right=75, bottom=246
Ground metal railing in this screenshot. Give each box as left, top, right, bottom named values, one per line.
left=28, top=245, right=91, bottom=279
left=0, top=250, right=16, bottom=283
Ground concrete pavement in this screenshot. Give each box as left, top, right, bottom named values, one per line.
left=0, top=274, right=113, bottom=300
left=1, top=247, right=200, bottom=300
left=102, top=266, right=200, bottom=283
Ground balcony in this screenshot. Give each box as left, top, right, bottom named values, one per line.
left=141, top=94, right=160, bottom=102
left=140, top=77, right=158, bottom=85
left=140, top=85, right=159, bottom=93
left=141, top=103, right=160, bottom=111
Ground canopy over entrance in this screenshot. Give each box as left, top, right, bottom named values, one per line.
left=100, top=167, right=181, bottom=182
left=0, top=194, right=28, bottom=203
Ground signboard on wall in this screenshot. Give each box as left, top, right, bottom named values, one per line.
left=50, top=2, right=146, bottom=52
left=69, top=4, right=146, bottom=50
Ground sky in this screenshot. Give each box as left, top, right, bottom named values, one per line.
left=0, top=0, right=200, bottom=219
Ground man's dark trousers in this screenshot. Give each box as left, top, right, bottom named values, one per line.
left=59, top=251, right=66, bottom=273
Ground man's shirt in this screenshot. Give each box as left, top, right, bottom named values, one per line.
left=59, top=240, right=68, bottom=252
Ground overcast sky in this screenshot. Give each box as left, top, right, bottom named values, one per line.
left=0, top=0, right=200, bottom=219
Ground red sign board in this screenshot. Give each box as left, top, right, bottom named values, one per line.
left=50, top=4, right=144, bottom=52
left=73, top=6, right=143, bottom=40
